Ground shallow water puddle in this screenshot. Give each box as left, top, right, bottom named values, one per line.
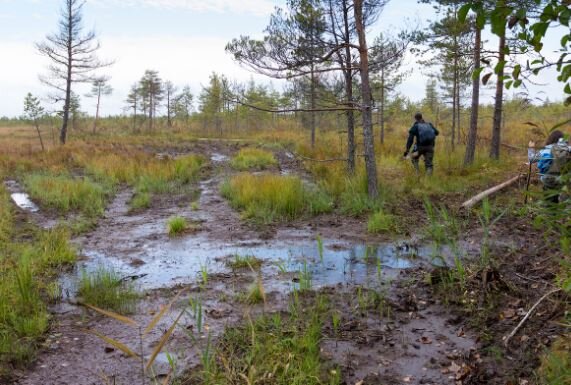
left=11, top=192, right=39, bottom=212
left=64, top=237, right=448, bottom=293
left=210, top=153, right=228, bottom=162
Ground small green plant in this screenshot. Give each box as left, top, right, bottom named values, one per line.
left=130, top=192, right=151, bottom=210
left=367, top=209, right=395, bottom=233
left=78, top=267, right=139, bottom=314
left=189, top=296, right=204, bottom=334
left=190, top=200, right=199, bottom=211
left=227, top=254, right=263, bottom=270
left=540, top=335, right=571, bottom=385
left=167, top=216, right=187, bottom=236
left=240, top=277, right=266, bottom=305
left=299, top=260, right=312, bottom=292
left=199, top=262, right=209, bottom=288
left=331, top=311, right=341, bottom=347
left=478, top=198, right=506, bottom=267
left=316, top=234, right=324, bottom=262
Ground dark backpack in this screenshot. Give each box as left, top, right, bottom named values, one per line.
left=417, top=123, right=435, bottom=146
left=547, top=142, right=571, bottom=175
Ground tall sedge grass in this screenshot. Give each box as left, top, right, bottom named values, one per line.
left=230, top=148, right=278, bottom=170
left=220, top=173, right=332, bottom=223
left=24, top=173, right=109, bottom=217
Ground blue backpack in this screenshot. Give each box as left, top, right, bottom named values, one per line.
left=417, top=122, right=436, bottom=146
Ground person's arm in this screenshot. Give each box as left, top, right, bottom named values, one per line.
left=404, top=124, right=417, bottom=155
left=431, top=123, right=439, bottom=136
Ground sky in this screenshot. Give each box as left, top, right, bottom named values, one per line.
left=0, top=0, right=565, bottom=117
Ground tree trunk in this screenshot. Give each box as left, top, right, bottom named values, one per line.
left=354, top=0, right=378, bottom=199
left=60, top=0, right=73, bottom=145
left=342, top=0, right=355, bottom=173
left=93, top=87, right=101, bottom=134
left=34, top=120, right=45, bottom=151
left=380, top=67, right=385, bottom=144
left=310, top=62, right=316, bottom=148
left=464, top=26, right=481, bottom=166
left=451, top=47, right=458, bottom=152
left=490, top=32, right=506, bottom=160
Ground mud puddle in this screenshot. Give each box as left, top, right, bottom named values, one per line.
left=63, top=235, right=451, bottom=296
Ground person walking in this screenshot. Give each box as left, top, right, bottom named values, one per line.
left=403, top=112, right=440, bottom=175
left=528, top=130, right=571, bottom=203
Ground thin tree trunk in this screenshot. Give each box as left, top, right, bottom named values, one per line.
left=310, top=63, right=316, bottom=148
left=93, top=87, right=101, bottom=134
left=354, top=0, right=378, bottom=199
left=451, top=48, right=458, bottom=152
left=380, top=67, right=385, bottom=144
left=464, top=26, right=481, bottom=166
left=60, top=0, right=73, bottom=145
left=490, top=32, right=506, bottom=160
left=34, top=120, right=45, bottom=151
left=342, top=0, right=355, bottom=173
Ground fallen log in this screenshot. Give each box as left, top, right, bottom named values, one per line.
left=461, top=175, right=523, bottom=210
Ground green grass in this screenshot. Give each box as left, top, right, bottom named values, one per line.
left=24, top=173, right=110, bottom=217
left=227, top=254, right=263, bottom=270
left=237, top=279, right=265, bottom=305
left=230, top=148, right=278, bottom=170
left=367, top=209, right=396, bottom=233
left=78, top=267, right=139, bottom=314
left=167, top=216, right=188, bottom=236
left=220, top=173, right=332, bottom=223
left=540, top=335, right=571, bottom=385
left=0, top=187, right=77, bottom=377
left=130, top=191, right=151, bottom=210
left=188, top=296, right=340, bottom=384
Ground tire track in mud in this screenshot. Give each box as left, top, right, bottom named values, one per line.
left=14, top=142, right=478, bottom=385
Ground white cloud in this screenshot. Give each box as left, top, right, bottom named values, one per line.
left=92, top=0, right=275, bottom=16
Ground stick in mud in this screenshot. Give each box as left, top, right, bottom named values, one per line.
left=461, top=175, right=523, bottom=210
left=504, top=288, right=561, bottom=348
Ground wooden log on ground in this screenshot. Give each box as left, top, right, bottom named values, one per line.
left=461, top=175, right=523, bottom=210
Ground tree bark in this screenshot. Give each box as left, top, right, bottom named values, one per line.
left=464, top=26, right=481, bottom=166
left=451, top=43, right=458, bottom=152
left=354, top=0, right=378, bottom=199
left=380, top=67, right=385, bottom=144
left=34, top=120, right=45, bottom=151
left=490, top=32, right=506, bottom=160
left=310, top=62, right=316, bottom=148
left=93, top=86, right=101, bottom=134
left=342, top=0, right=355, bottom=173
left=60, top=0, right=73, bottom=145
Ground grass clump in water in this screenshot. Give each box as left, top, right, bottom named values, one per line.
left=367, top=209, right=396, bottom=234
left=220, top=173, right=332, bottom=223
left=78, top=267, right=138, bottom=314
left=168, top=216, right=188, bottom=236
left=227, top=254, right=263, bottom=270
left=230, top=148, right=278, bottom=170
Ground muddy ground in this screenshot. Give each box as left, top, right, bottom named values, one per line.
left=6, top=140, right=567, bottom=385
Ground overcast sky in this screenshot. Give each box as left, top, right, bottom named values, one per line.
left=0, top=0, right=564, bottom=117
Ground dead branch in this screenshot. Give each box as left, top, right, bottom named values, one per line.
left=229, top=98, right=360, bottom=113
left=504, top=288, right=561, bottom=348
left=461, top=175, right=523, bottom=210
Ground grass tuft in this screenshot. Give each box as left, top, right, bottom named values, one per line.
left=168, top=216, right=188, bottom=236
left=227, top=254, right=263, bottom=270
left=221, top=173, right=332, bottom=223
left=78, top=267, right=138, bottom=314
left=367, top=209, right=396, bottom=234
left=230, top=148, right=278, bottom=170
